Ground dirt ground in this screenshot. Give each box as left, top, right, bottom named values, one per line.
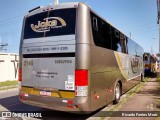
left=108, top=78, right=160, bottom=120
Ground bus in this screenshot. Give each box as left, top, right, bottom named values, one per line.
left=19, top=2, right=144, bottom=113
left=143, top=53, right=158, bottom=74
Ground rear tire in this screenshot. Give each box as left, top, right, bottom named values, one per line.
left=113, top=82, right=121, bottom=104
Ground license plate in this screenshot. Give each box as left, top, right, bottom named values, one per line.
left=40, top=91, right=51, bottom=96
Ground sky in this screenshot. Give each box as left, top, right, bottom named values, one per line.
left=0, top=0, right=158, bottom=54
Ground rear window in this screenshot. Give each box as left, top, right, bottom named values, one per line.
left=143, top=53, right=149, bottom=61
left=23, top=8, right=76, bottom=39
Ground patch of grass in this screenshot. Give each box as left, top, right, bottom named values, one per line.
left=156, top=78, right=160, bottom=120
left=156, top=74, right=160, bottom=83
left=0, top=86, right=17, bottom=90
left=156, top=99, right=160, bottom=110
left=0, top=80, right=18, bottom=87
left=157, top=77, right=160, bottom=82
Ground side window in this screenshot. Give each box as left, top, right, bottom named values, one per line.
left=128, top=39, right=136, bottom=56
left=136, top=45, right=143, bottom=57
left=93, top=17, right=98, bottom=31
left=90, top=11, right=137, bottom=55
left=110, top=27, right=121, bottom=52
left=102, top=21, right=112, bottom=49
left=91, top=12, right=111, bottom=49
left=120, top=33, right=128, bottom=54
left=110, top=27, right=129, bottom=53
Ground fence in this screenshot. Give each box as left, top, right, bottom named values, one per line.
left=0, top=53, right=19, bottom=82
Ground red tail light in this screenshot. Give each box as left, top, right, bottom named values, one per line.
left=75, top=70, right=88, bottom=86
left=18, top=68, right=22, bottom=82
left=75, top=70, right=88, bottom=96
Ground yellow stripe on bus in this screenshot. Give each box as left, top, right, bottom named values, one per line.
left=21, top=87, right=75, bottom=98
left=115, top=52, right=129, bottom=80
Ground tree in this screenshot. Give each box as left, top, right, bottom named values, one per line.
left=156, top=53, right=160, bottom=57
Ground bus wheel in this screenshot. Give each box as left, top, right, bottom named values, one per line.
left=113, top=82, right=121, bottom=104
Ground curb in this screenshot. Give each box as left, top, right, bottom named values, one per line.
left=0, top=85, right=18, bottom=90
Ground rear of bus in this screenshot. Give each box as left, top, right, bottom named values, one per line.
left=19, top=2, right=91, bottom=112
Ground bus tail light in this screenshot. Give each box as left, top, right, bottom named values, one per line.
left=75, top=70, right=88, bottom=96
left=20, top=92, right=28, bottom=100
left=18, top=68, right=22, bottom=82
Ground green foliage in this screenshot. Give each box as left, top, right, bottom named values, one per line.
left=0, top=80, right=18, bottom=87
left=156, top=75, right=160, bottom=83
left=156, top=53, right=160, bottom=57
left=157, top=78, right=160, bottom=82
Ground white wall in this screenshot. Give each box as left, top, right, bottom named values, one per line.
left=0, top=53, right=19, bottom=82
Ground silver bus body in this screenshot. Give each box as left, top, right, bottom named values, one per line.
left=19, top=2, right=144, bottom=113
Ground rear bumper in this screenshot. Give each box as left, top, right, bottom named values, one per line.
left=19, top=91, right=90, bottom=113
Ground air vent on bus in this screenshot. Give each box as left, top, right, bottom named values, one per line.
left=29, top=6, right=41, bottom=13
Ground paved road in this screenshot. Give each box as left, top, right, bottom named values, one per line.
left=0, top=88, right=115, bottom=120
left=0, top=88, right=93, bottom=120
left=0, top=78, right=159, bottom=120
left=0, top=88, right=44, bottom=111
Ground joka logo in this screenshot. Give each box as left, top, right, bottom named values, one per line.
left=31, top=17, right=66, bottom=32
left=131, top=58, right=139, bottom=73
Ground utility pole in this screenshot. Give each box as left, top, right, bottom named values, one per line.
left=157, top=0, right=160, bottom=53
left=129, top=32, right=132, bottom=38
left=151, top=46, right=153, bottom=54
left=0, top=36, right=8, bottom=51
left=0, top=43, right=8, bottom=51
left=54, top=0, right=59, bottom=4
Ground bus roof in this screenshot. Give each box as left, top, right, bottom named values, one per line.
left=26, top=2, right=79, bottom=17
left=24, top=2, right=142, bottom=50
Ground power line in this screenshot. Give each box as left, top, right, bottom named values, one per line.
left=0, top=20, right=22, bottom=29
left=119, top=21, right=156, bottom=30
left=0, top=43, right=8, bottom=51
left=0, top=14, right=24, bottom=23
left=0, top=17, right=23, bottom=26
left=130, top=24, right=158, bottom=32
left=130, top=25, right=158, bottom=32
left=132, top=28, right=158, bottom=34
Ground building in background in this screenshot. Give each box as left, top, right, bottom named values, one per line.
left=0, top=53, right=19, bottom=82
